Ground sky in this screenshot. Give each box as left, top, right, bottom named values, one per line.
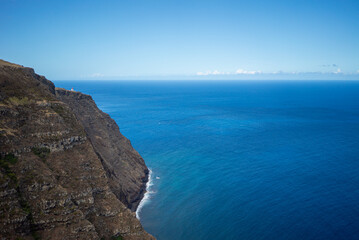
left=0, top=0, right=358, bottom=80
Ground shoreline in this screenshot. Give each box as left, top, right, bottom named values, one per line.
left=136, top=169, right=153, bottom=219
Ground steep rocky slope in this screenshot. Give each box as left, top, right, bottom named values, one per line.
left=55, top=89, right=148, bottom=211
left=0, top=60, right=154, bottom=240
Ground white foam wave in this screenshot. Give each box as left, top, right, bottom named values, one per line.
left=136, top=168, right=154, bottom=219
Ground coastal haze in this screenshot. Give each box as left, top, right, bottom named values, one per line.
left=56, top=80, right=359, bottom=239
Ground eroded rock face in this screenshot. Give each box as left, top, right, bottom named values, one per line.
left=0, top=60, right=155, bottom=240
left=56, top=89, right=149, bottom=211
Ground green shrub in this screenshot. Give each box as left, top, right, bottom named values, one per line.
left=0, top=154, right=18, bottom=183
left=31, top=147, right=50, bottom=161
left=31, top=231, right=41, bottom=240
left=111, top=236, right=123, bottom=240
left=0, top=158, right=10, bottom=171
left=4, top=153, right=18, bottom=164
left=7, top=172, right=17, bottom=182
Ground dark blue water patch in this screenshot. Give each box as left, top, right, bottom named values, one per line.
left=55, top=80, right=359, bottom=240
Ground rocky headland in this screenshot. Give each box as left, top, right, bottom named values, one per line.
left=0, top=60, right=155, bottom=240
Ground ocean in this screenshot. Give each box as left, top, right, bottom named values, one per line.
left=55, top=80, right=359, bottom=240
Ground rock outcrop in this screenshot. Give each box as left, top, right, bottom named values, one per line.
left=0, top=60, right=154, bottom=240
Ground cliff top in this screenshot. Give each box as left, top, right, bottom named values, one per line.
left=0, top=59, right=25, bottom=68
left=55, top=87, right=93, bottom=100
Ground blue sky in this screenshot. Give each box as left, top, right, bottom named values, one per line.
left=1, top=0, right=358, bottom=80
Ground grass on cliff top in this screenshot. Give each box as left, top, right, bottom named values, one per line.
left=0, top=59, right=24, bottom=68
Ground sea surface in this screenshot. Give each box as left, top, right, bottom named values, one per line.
left=55, top=80, right=359, bottom=240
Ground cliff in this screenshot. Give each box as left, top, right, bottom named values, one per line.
left=55, top=89, right=148, bottom=211
left=0, top=60, right=155, bottom=240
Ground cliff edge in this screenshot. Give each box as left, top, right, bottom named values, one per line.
left=0, top=60, right=154, bottom=240
left=55, top=89, right=148, bottom=211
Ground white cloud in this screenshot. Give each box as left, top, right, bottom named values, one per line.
left=334, top=68, right=342, bottom=74
left=197, top=69, right=262, bottom=76
left=235, top=69, right=262, bottom=75
left=212, top=70, right=222, bottom=75
left=195, top=68, right=355, bottom=76
left=196, top=70, right=230, bottom=76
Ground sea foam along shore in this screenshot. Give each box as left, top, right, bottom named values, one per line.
left=136, top=169, right=154, bottom=219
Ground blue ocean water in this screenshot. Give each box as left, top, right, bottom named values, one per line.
left=55, top=80, right=359, bottom=240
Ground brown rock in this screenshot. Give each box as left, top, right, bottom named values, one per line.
left=0, top=60, right=155, bottom=240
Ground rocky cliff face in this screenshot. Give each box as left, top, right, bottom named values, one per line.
left=55, top=89, right=148, bottom=212
left=0, top=60, right=154, bottom=240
